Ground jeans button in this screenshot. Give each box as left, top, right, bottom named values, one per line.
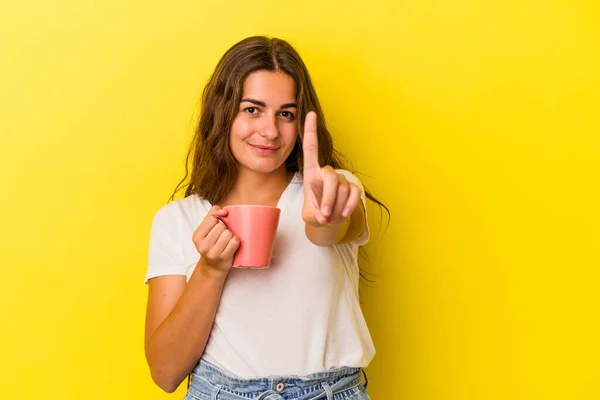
left=276, top=382, right=285, bottom=392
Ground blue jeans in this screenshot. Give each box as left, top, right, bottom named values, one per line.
left=184, top=359, right=370, bottom=400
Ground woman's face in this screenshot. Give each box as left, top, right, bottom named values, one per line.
left=229, top=70, right=298, bottom=176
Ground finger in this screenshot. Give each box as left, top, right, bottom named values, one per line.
left=329, top=179, right=350, bottom=223
left=302, top=111, right=320, bottom=171
left=222, top=234, right=241, bottom=259
left=195, top=206, right=229, bottom=235
left=208, top=228, right=235, bottom=257
left=320, top=166, right=339, bottom=218
left=305, top=179, right=326, bottom=223
left=211, top=207, right=228, bottom=218
left=303, top=201, right=326, bottom=226
left=314, top=209, right=327, bottom=226
left=341, top=184, right=362, bottom=218
left=193, top=207, right=222, bottom=239
left=202, top=220, right=227, bottom=251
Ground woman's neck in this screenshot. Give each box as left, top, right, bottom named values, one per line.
left=219, top=168, right=295, bottom=207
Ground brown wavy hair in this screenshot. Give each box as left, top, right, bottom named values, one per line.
left=171, top=36, right=389, bottom=226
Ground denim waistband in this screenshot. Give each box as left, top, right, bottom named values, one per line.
left=187, top=359, right=365, bottom=400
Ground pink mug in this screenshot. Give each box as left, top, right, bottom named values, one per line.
left=219, top=205, right=281, bottom=268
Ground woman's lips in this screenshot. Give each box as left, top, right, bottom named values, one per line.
left=250, top=144, right=279, bottom=155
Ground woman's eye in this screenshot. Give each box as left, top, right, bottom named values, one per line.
left=244, top=107, right=259, bottom=114
left=280, top=111, right=295, bottom=120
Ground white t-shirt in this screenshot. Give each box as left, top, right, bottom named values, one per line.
left=145, top=170, right=375, bottom=378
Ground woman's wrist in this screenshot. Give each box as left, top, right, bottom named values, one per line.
left=305, top=217, right=351, bottom=246
left=192, top=259, right=230, bottom=282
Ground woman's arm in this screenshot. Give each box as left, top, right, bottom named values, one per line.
left=305, top=199, right=365, bottom=246
left=144, top=206, right=238, bottom=393
left=144, top=263, right=227, bottom=393
left=301, top=112, right=367, bottom=247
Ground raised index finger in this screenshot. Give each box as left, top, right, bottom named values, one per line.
left=302, top=111, right=320, bottom=171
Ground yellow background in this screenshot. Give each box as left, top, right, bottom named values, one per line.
left=1, top=0, right=599, bottom=399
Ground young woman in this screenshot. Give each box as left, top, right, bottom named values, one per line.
left=144, top=36, right=387, bottom=400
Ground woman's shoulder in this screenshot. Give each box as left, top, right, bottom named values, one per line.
left=334, top=169, right=364, bottom=189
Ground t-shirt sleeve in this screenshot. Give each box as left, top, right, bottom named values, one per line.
left=335, top=169, right=370, bottom=246
left=145, top=205, right=188, bottom=284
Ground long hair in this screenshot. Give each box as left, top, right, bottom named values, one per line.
left=171, top=37, right=390, bottom=280
left=172, top=36, right=387, bottom=205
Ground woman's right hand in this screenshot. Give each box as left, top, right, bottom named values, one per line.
left=192, top=206, right=240, bottom=274
left=146, top=205, right=239, bottom=392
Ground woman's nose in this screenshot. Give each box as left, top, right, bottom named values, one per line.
left=259, top=114, right=279, bottom=140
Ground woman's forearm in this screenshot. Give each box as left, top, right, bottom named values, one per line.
left=145, top=264, right=228, bottom=393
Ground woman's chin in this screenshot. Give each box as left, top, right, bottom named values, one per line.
left=239, top=162, right=287, bottom=175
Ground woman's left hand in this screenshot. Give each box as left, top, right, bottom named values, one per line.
left=301, top=111, right=362, bottom=226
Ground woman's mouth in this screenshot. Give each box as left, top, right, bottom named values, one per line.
left=250, top=144, right=279, bottom=155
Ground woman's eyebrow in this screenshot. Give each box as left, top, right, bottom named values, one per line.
left=280, top=103, right=298, bottom=109
left=241, top=98, right=266, bottom=107
left=241, top=98, right=297, bottom=109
